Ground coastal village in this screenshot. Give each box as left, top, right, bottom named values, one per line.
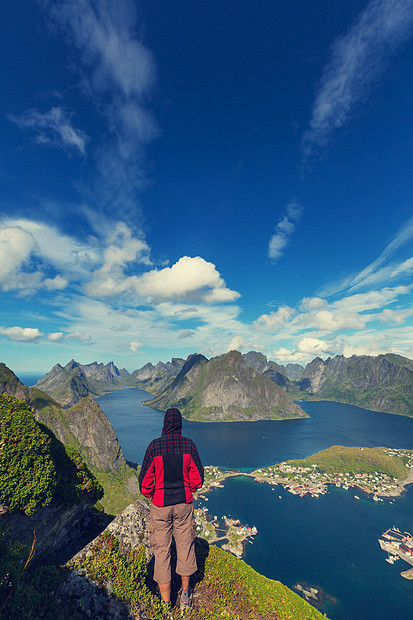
left=192, top=450, right=413, bottom=561
left=251, top=448, right=413, bottom=499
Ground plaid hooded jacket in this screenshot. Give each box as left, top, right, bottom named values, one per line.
left=139, top=408, right=204, bottom=507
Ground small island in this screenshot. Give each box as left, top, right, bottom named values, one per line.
left=193, top=466, right=257, bottom=557
left=250, top=446, right=413, bottom=499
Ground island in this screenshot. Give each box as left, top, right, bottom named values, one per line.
left=250, top=446, right=413, bottom=499
left=191, top=448, right=413, bottom=558
left=193, top=466, right=257, bottom=557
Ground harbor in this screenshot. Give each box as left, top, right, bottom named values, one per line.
left=194, top=466, right=258, bottom=558
left=378, top=527, right=413, bottom=580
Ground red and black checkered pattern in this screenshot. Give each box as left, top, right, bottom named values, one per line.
left=139, top=408, right=204, bottom=506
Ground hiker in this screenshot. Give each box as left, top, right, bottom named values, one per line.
left=139, top=407, right=204, bottom=610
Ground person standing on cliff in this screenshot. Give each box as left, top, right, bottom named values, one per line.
left=139, top=407, right=204, bottom=611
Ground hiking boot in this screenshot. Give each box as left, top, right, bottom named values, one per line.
left=179, top=587, right=193, bottom=611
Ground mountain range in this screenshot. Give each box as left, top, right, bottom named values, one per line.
left=142, top=350, right=307, bottom=421
left=33, top=350, right=413, bottom=419
left=298, top=353, right=413, bottom=416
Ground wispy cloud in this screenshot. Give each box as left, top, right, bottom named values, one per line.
left=302, top=0, right=413, bottom=162
left=42, top=0, right=158, bottom=218
left=319, top=214, right=413, bottom=296
left=268, top=200, right=302, bottom=262
left=9, top=106, right=88, bottom=155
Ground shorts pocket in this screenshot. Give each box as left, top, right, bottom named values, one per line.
left=147, top=525, right=157, bottom=548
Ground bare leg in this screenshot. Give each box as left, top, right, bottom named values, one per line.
left=181, top=575, right=190, bottom=591
left=158, top=581, right=171, bottom=603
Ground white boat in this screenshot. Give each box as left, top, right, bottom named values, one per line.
left=354, top=495, right=360, bottom=500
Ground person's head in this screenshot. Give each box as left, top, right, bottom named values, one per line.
left=162, top=407, right=182, bottom=435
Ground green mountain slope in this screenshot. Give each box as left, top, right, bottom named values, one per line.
left=143, top=350, right=307, bottom=421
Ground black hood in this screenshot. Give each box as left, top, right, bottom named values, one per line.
left=161, top=408, right=182, bottom=435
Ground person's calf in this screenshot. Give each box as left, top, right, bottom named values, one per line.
left=158, top=580, right=171, bottom=603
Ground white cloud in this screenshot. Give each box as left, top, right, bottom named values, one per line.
left=64, top=332, right=93, bottom=344
left=128, top=341, right=142, bottom=352
left=298, top=337, right=331, bottom=355
left=313, top=310, right=365, bottom=330
left=86, top=255, right=241, bottom=304
left=0, top=227, right=35, bottom=283
left=0, top=326, right=44, bottom=342
left=254, top=306, right=295, bottom=330
left=302, top=0, right=413, bottom=160
left=4, top=218, right=99, bottom=271
left=299, top=297, right=327, bottom=311
left=226, top=336, right=246, bottom=353
left=268, top=200, right=302, bottom=262
left=377, top=308, right=413, bottom=324
left=43, top=276, right=68, bottom=291
left=9, top=106, right=88, bottom=155
left=48, top=332, right=64, bottom=341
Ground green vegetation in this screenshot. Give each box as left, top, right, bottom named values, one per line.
left=0, top=364, right=18, bottom=386
left=72, top=533, right=328, bottom=619
left=0, top=394, right=56, bottom=514
left=73, top=531, right=168, bottom=619
left=187, top=544, right=328, bottom=620
left=91, top=463, right=142, bottom=515
left=0, top=393, right=102, bottom=514
left=0, top=531, right=70, bottom=620
left=287, top=446, right=409, bottom=478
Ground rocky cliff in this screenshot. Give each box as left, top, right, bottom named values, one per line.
left=0, top=393, right=105, bottom=561
left=54, top=500, right=327, bottom=620
left=143, top=350, right=307, bottom=422
left=243, top=351, right=303, bottom=389
left=0, top=364, right=126, bottom=472
left=300, top=353, right=413, bottom=416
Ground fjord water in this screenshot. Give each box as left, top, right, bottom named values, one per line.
left=98, top=389, right=413, bottom=619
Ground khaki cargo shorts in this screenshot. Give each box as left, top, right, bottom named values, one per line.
left=148, top=501, right=197, bottom=584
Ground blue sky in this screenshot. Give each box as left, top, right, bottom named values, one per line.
left=1, top=0, right=413, bottom=374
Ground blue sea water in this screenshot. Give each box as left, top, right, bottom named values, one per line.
left=98, top=389, right=413, bottom=620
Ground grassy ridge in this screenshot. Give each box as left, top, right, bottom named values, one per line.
left=286, top=446, right=409, bottom=478
left=71, top=533, right=328, bottom=619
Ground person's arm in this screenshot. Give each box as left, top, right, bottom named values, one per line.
left=139, top=443, right=156, bottom=498
left=189, top=441, right=204, bottom=491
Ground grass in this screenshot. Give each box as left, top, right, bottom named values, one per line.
left=71, top=532, right=329, bottom=619
left=90, top=463, right=143, bottom=515
left=286, top=446, right=410, bottom=478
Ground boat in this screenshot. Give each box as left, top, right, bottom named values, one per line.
left=354, top=495, right=360, bottom=500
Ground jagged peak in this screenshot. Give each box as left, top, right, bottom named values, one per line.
left=64, top=359, right=79, bottom=371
